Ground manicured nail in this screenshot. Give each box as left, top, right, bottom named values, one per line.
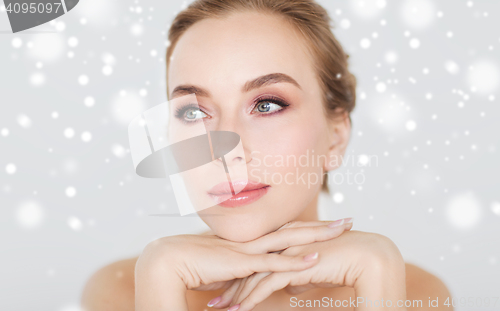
left=207, top=296, right=222, bottom=307
left=328, top=219, right=344, bottom=228
left=303, top=252, right=319, bottom=261
left=228, top=304, right=240, bottom=311
left=344, top=217, right=353, bottom=224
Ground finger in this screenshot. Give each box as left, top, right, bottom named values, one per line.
left=279, top=218, right=353, bottom=230
left=285, top=282, right=316, bottom=295
left=345, top=221, right=353, bottom=231
left=194, top=277, right=239, bottom=292
left=244, top=221, right=350, bottom=254
left=243, top=251, right=320, bottom=275
left=277, top=220, right=332, bottom=230
left=231, top=276, right=249, bottom=307
left=343, top=217, right=353, bottom=232
left=233, top=272, right=271, bottom=306
left=236, top=272, right=292, bottom=311
left=211, top=279, right=243, bottom=309
left=213, top=278, right=242, bottom=309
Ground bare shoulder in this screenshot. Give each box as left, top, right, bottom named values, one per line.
left=405, top=262, right=453, bottom=310
left=81, top=257, right=138, bottom=311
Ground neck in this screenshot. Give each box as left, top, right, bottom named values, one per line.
left=294, top=193, right=320, bottom=222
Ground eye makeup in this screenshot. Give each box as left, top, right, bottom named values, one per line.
left=174, top=103, right=209, bottom=124
left=250, top=94, right=290, bottom=116
left=173, top=93, right=292, bottom=124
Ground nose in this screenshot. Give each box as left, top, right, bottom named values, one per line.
left=221, top=137, right=247, bottom=166
left=207, top=119, right=252, bottom=166
left=209, top=130, right=252, bottom=168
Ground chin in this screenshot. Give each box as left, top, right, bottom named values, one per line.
left=199, top=188, right=310, bottom=243
left=216, top=231, right=269, bottom=243
left=208, top=217, right=283, bottom=243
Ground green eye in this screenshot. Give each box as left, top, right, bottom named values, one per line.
left=253, top=101, right=283, bottom=114
left=185, top=108, right=207, bottom=120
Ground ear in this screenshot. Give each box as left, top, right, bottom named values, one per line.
left=324, top=110, right=351, bottom=172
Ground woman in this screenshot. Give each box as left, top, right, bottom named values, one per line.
left=82, top=0, right=453, bottom=310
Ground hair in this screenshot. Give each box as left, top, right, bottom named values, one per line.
left=166, top=0, right=357, bottom=192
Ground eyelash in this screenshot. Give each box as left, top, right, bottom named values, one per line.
left=251, top=95, right=290, bottom=116
left=174, top=95, right=290, bottom=124
left=174, top=103, right=207, bottom=124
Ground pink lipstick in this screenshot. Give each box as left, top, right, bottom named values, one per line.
left=208, top=180, right=270, bottom=208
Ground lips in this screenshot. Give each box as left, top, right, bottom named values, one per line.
left=208, top=180, right=270, bottom=208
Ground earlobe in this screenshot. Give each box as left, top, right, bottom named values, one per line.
left=324, top=111, right=351, bottom=172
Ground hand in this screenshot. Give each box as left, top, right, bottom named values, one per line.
left=216, top=229, right=407, bottom=311
left=205, top=217, right=353, bottom=308
left=135, top=219, right=352, bottom=310
left=192, top=218, right=351, bottom=292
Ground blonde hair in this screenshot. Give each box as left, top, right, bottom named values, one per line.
left=166, top=0, right=357, bottom=192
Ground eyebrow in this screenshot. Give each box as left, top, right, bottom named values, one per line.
left=170, top=73, right=301, bottom=99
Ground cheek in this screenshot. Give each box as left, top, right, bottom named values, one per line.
left=197, top=117, right=329, bottom=242
left=250, top=113, right=329, bottom=173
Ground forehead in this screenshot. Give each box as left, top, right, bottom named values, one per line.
left=167, top=11, right=318, bottom=97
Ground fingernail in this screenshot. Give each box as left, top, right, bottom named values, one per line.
left=228, top=304, right=240, bottom=311
left=207, top=296, right=222, bottom=307
left=303, top=252, right=319, bottom=261
left=344, top=217, right=353, bottom=224
left=328, top=219, right=344, bottom=228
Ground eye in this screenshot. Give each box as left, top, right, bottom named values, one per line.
left=252, top=98, right=287, bottom=114
left=174, top=104, right=209, bottom=123
left=184, top=108, right=207, bottom=120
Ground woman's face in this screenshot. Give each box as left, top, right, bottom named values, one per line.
left=168, top=11, right=346, bottom=242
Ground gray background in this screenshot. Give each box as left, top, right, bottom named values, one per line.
left=1, top=0, right=499, bottom=310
